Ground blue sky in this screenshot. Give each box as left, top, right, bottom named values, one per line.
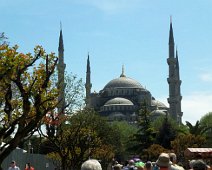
left=2, top=0, right=212, bottom=124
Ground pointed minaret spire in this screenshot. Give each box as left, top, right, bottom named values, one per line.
left=57, top=23, right=66, bottom=114
left=169, top=16, right=174, bottom=46
left=58, top=22, right=64, bottom=52
left=87, top=52, right=90, bottom=73
left=120, top=65, right=126, bottom=77
left=85, top=53, right=92, bottom=106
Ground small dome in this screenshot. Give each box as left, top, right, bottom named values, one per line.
left=150, top=109, right=166, bottom=117
left=104, top=76, right=144, bottom=89
left=104, top=97, right=134, bottom=106
left=108, top=112, right=126, bottom=121
left=151, top=99, right=168, bottom=108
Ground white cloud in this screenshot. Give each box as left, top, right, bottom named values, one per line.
left=182, top=92, right=212, bottom=124
left=199, top=72, right=212, bottom=82
left=157, top=91, right=212, bottom=125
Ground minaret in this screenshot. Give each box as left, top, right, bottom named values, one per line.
left=85, top=53, right=92, bottom=106
left=167, top=19, right=178, bottom=121
left=57, top=24, right=66, bottom=113
left=175, top=50, right=183, bottom=123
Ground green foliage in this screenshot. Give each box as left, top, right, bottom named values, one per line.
left=110, top=121, right=138, bottom=161
left=185, top=120, right=210, bottom=136
left=0, top=44, right=58, bottom=166
left=0, top=32, right=8, bottom=45
left=146, top=144, right=169, bottom=161
left=199, top=112, right=212, bottom=147
left=64, top=72, right=85, bottom=113
left=44, top=108, right=119, bottom=170
left=156, top=115, right=178, bottom=149
left=171, top=134, right=206, bottom=163
left=45, top=72, right=85, bottom=137
left=129, top=102, right=156, bottom=155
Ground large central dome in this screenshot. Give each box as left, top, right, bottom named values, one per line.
left=104, top=76, right=144, bottom=89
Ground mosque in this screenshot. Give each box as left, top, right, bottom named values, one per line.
left=57, top=21, right=183, bottom=124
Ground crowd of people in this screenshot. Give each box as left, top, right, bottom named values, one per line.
left=81, top=152, right=210, bottom=170
left=8, top=152, right=211, bottom=170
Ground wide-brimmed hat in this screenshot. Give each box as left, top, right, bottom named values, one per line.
left=156, top=153, right=172, bottom=167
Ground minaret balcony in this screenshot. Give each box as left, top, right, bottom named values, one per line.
left=167, top=78, right=177, bottom=83
left=167, top=58, right=176, bottom=65
left=167, top=97, right=178, bottom=104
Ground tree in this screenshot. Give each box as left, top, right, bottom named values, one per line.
left=185, top=120, right=210, bottom=136
left=0, top=44, right=58, bottom=169
left=110, top=121, right=138, bottom=162
left=44, top=72, right=85, bottom=138
left=171, top=134, right=206, bottom=164
left=0, top=32, right=8, bottom=45
left=200, top=112, right=212, bottom=147
left=41, top=108, right=120, bottom=170
left=129, top=102, right=156, bottom=156
left=64, top=72, right=85, bottom=113
left=156, top=115, right=177, bottom=149
left=146, top=144, right=169, bottom=161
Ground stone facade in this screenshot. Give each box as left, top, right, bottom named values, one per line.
left=86, top=66, right=168, bottom=123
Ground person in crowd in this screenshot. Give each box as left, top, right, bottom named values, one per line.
left=112, top=160, right=119, bottom=170
left=128, top=159, right=137, bottom=170
left=152, top=162, right=159, bottom=170
left=135, top=162, right=145, bottom=170
left=156, top=153, right=172, bottom=170
left=113, top=164, right=123, bottom=170
left=8, top=160, right=20, bottom=170
left=192, top=160, right=207, bottom=170
left=122, top=160, right=130, bottom=170
left=81, top=159, right=102, bottom=170
left=189, top=160, right=196, bottom=170
left=169, top=153, right=184, bottom=170
left=25, top=163, right=35, bottom=170
left=122, top=159, right=137, bottom=170
left=145, top=161, right=153, bottom=170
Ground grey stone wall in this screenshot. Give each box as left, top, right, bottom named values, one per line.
left=2, top=148, right=55, bottom=170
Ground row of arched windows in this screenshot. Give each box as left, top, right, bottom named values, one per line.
left=100, top=105, right=134, bottom=112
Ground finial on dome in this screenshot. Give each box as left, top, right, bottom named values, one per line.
left=120, top=65, right=126, bottom=77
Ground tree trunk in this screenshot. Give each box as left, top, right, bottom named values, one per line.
left=0, top=163, right=3, bottom=170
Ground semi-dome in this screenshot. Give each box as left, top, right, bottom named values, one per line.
left=150, top=109, right=166, bottom=118
left=104, top=76, right=144, bottom=89
left=104, top=97, right=134, bottom=106
left=151, top=99, right=168, bottom=108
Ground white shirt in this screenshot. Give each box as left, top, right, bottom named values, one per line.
left=8, top=166, right=20, bottom=170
